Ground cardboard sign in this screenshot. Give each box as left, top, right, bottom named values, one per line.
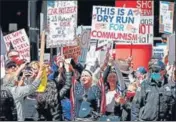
left=3, top=29, right=30, bottom=62
left=63, top=46, right=81, bottom=59
left=1, top=55, right=5, bottom=78
left=159, top=1, right=175, bottom=34
left=90, top=6, right=140, bottom=43
left=46, top=1, right=78, bottom=48
left=115, top=0, right=154, bottom=44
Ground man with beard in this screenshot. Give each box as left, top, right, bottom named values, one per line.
left=1, top=60, right=43, bottom=121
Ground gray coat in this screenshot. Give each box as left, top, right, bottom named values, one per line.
left=2, top=76, right=41, bottom=121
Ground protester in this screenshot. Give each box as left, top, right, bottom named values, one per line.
left=1, top=59, right=43, bottom=121
left=73, top=63, right=101, bottom=121
left=131, top=60, right=176, bottom=121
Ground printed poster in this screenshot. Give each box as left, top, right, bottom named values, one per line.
left=3, top=29, right=31, bottom=62
left=159, top=1, right=175, bottom=34
left=90, top=6, right=140, bottom=44
left=116, top=0, right=154, bottom=44
left=47, top=1, right=78, bottom=48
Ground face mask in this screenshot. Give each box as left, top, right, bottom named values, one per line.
left=151, top=73, right=161, bottom=81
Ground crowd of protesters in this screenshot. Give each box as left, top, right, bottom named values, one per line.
left=0, top=42, right=176, bottom=121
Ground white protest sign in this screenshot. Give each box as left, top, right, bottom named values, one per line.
left=3, top=29, right=30, bottom=62
left=153, top=45, right=167, bottom=60
left=159, top=1, right=175, bottom=34
left=46, top=1, right=78, bottom=48
left=91, top=6, right=140, bottom=43
left=1, top=55, right=5, bottom=78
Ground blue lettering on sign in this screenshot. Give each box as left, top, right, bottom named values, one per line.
left=117, top=9, right=125, bottom=16
left=109, top=23, right=124, bottom=31
left=95, top=7, right=115, bottom=15
left=116, top=16, right=134, bottom=24
left=127, top=9, right=133, bottom=16
left=97, top=15, right=114, bottom=23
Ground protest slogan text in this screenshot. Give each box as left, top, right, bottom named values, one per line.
left=47, top=1, right=78, bottom=48
left=90, top=6, right=140, bottom=43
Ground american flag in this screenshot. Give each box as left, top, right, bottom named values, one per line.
left=97, top=73, right=106, bottom=114
left=70, top=76, right=77, bottom=120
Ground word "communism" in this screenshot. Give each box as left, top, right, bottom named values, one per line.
left=91, top=31, right=137, bottom=40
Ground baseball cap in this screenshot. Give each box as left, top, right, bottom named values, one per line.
left=150, top=60, right=165, bottom=72
left=136, top=67, right=147, bottom=74
left=5, top=59, right=16, bottom=69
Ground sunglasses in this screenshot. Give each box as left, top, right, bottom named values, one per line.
left=6, top=64, right=17, bottom=69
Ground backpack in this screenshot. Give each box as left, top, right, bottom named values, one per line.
left=0, top=86, right=17, bottom=121
left=61, top=98, right=71, bottom=121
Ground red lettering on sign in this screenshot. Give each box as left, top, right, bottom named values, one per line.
left=60, top=21, right=70, bottom=27
left=11, top=30, right=22, bottom=38
left=48, top=6, right=77, bottom=15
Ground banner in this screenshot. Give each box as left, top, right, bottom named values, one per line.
left=159, top=1, right=175, bottom=34
left=90, top=6, right=140, bottom=43
left=3, top=29, right=30, bottom=62
left=63, top=46, right=81, bottom=59
left=46, top=1, right=78, bottom=48
left=1, top=55, right=5, bottom=78
left=115, top=0, right=154, bottom=44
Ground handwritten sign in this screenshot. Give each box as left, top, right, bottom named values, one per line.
left=1, top=55, right=5, bottom=78
left=90, top=6, right=140, bottom=43
left=159, top=1, right=175, bottom=34
left=3, top=29, right=30, bottom=62
left=115, top=0, right=154, bottom=44
left=63, top=46, right=81, bottom=59
left=46, top=1, right=78, bottom=48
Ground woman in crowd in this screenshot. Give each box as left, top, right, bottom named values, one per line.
left=73, top=63, right=101, bottom=121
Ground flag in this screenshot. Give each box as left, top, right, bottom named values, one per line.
left=97, top=73, right=106, bottom=114
left=70, top=76, right=77, bottom=120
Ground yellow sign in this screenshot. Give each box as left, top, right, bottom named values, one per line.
left=36, top=68, right=47, bottom=92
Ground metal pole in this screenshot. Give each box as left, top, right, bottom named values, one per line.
left=28, top=0, right=38, bottom=61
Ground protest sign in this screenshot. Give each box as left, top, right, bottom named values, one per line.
left=77, top=26, right=92, bottom=64
left=159, top=1, right=175, bottom=34
left=90, top=6, right=140, bottom=44
left=46, top=1, right=78, bottom=48
left=168, top=34, right=175, bottom=65
left=153, top=44, right=167, bottom=60
left=115, top=0, right=154, bottom=44
left=96, top=40, right=112, bottom=51
left=1, top=55, right=5, bottom=78
left=3, top=29, right=30, bottom=62
left=63, top=46, right=81, bottom=59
